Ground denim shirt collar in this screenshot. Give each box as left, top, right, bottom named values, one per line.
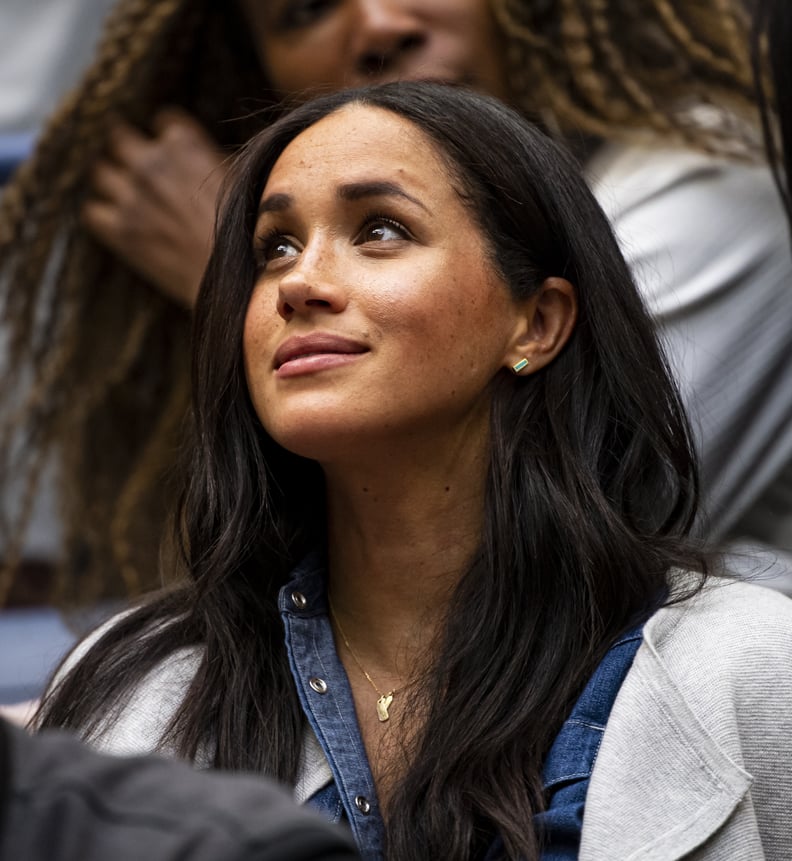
left=279, top=551, right=385, bottom=859
left=280, top=552, right=644, bottom=861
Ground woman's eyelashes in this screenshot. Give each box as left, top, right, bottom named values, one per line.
left=254, top=213, right=414, bottom=271
left=354, top=213, right=412, bottom=245
left=254, top=230, right=302, bottom=270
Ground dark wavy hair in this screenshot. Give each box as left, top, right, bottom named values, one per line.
left=38, top=82, right=706, bottom=860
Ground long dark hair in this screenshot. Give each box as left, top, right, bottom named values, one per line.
left=39, top=82, right=706, bottom=860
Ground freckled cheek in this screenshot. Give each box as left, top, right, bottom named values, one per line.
left=241, top=309, right=258, bottom=370
left=361, top=260, right=503, bottom=371
left=366, top=293, right=448, bottom=369
left=241, top=305, right=280, bottom=391
left=415, top=273, right=489, bottom=331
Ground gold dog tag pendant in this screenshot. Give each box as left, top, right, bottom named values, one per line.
left=376, top=692, right=394, bottom=722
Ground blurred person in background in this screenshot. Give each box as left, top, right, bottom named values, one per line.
left=0, top=0, right=790, bottom=614
left=0, top=0, right=118, bottom=597
left=0, top=0, right=119, bottom=709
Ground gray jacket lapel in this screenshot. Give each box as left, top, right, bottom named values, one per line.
left=579, top=619, right=752, bottom=860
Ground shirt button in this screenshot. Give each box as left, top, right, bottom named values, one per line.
left=291, top=591, right=307, bottom=609
left=309, top=677, right=328, bottom=694
left=355, top=795, right=371, bottom=815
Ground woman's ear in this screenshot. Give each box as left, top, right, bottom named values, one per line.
left=504, top=277, right=577, bottom=375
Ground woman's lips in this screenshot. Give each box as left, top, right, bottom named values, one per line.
left=274, top=333, right=369, bottom=378
left=276, top=351, right=367, bottom=378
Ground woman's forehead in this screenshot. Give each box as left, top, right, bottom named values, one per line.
left=262, top=105, right=455, bottom=202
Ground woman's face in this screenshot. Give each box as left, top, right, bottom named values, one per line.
left=237, top=0, right=509, bottom=102
left=242, top=104, right=524, bottom=463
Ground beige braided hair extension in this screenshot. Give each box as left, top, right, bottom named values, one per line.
left=653, top=0, right=751, bottom=84
left=0, top=0, right=273, bottom=608
left=582, top=0, right=752, bottom=155
left=51, top=278, right=161, bottom=607
left=0, top=0, right=217, bottom=606
left=492, top=0, right=759, bottom=156
left=559, top=0, right=677, bottom=138
left=585, top=0, right=679, bottom=132
left=107, top=364, right=191, bottom=602
left=557, top=0, right=631, bottom=126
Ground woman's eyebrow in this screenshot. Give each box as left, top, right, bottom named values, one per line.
left=257, top=181, right=429, bottom=217
left=258, top=193, right=293, bottom=216
left=337, top=180, right=429, bottom=212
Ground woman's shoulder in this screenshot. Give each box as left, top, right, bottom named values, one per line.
left=50, top=608, right=137, bottom=685
left=47, top=607, right=204, bottom=758
left=91, top=645, right=202, bottom=759
left=584, top=583, right=792, bottom=857
left=646, top=576, right=792, bottom=688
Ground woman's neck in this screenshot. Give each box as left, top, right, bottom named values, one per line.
left=322, top=447, right=487, bottom=678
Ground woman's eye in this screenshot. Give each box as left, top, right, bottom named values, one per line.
left=269, top=238, right=300, bottom=259
left=357, top=217, right=409, bottom=244
left=255, top=233, right=301, bottom=269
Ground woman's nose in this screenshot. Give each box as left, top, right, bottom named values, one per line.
left=276, top=257, right=348, bottom=320
left=350, top=1, right=427, bottom=79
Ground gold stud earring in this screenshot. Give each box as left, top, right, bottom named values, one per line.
left=512, top=358, right=530, bottom=374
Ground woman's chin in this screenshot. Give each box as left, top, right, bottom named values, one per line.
left=265, top=421, right=371, bottom=464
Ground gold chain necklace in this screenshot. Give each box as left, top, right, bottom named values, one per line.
left=328, top=597, right=399, bottom=722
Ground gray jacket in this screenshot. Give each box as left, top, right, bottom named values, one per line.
left=581, top=578, right=792, bottom=860
left=64, top=578, right=792, bottom=859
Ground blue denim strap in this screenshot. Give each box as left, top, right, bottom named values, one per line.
left=535, top=626, right=644, bottom=860
left=483, top=626, right=643, bottom=861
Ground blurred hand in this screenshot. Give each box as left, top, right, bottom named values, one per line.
left=82, top=108, right=229, bottom=308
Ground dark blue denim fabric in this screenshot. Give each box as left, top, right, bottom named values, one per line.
left=281, top=553, right=642, bottom=861
left=480, top=626, right=643, bottom=861
left=280, top=552, right=384, bottom=860
left=532, top=625, right=643, bottom=860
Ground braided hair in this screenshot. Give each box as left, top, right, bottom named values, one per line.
left=496, top=0, right=757, bottom=153
left=0, top=0, right=269, bottom=604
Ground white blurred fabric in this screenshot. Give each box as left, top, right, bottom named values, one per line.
left=588, top=142, right=792, bottom=590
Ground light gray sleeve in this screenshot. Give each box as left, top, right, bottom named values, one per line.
left=41, top=610, right=202, bottom=758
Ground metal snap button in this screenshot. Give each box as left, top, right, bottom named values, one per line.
left=309, top=677, right=328, bottom=694
left=354, top=795, right=371, bottom=815
left=291, top=591, right=307, bottom=609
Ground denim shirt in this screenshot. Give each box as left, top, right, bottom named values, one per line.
left=280, top=552, right=642, bottom=861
